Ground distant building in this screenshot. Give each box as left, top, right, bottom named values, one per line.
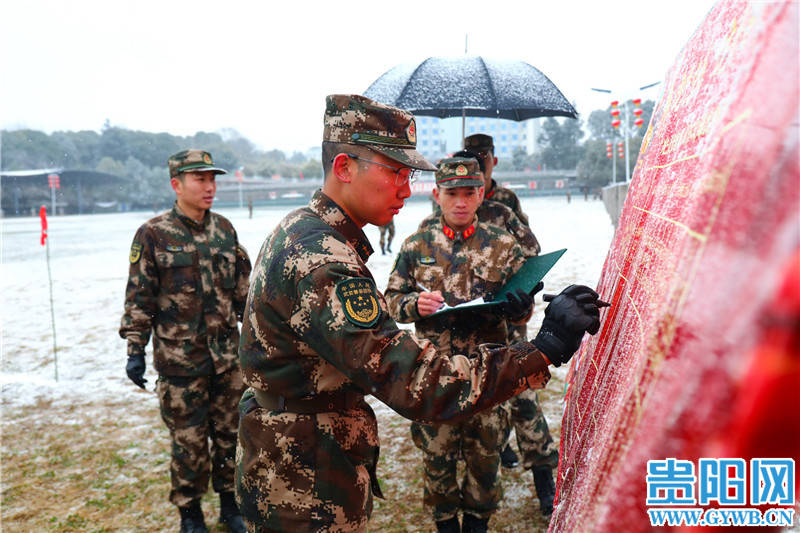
left=414, top=116, right=543, bottom=163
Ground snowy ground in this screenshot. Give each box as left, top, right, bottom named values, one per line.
left=1, top=196, right=612, bottom=410
left=1, top=195, right=614, bottom=531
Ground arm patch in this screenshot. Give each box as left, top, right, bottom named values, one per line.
left=129, top=242, right=143, bottom=264
left=335, top=277, right=381, bottom=328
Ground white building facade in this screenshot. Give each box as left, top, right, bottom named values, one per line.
left=414, top=116, right=542, bottom=163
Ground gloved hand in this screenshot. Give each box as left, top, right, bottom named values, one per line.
left=533, top=284, right=601, bottom=367
left=126, top=350, right=147, bottom=389
left=500, top=281, right=544, bottom=322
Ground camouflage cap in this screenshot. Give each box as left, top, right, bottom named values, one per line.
left=435, top=157, right=484, bottom=188
left=323, top=94, right=436, bottom=172
left=167, top=149, right=228, bottom=178
left=464, top=133, right=494, bottom=154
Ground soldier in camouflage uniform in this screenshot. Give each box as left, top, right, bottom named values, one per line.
left=463, top=133, right=529, bottom=225
left=385, top=157, right=540, bottom=533
left=426, top=142, right=560, bottom=517
left=120, top=150, right=251, bottom=533
left=235, top=94, right=603, bottom=533
left=378, top=220, right=394, bottom=255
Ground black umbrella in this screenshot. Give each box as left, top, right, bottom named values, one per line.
left=364, top=56, right=578, bottom=122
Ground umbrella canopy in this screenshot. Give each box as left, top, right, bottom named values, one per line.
left=364, top=56, right=578, bottom=121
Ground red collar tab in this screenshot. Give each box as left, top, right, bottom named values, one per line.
left=442, top=222, right=476, bottom=241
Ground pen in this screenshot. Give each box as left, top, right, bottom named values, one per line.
left=416, top=282, right=446, bottom=311
left=542, top=294, right=612, bottom=308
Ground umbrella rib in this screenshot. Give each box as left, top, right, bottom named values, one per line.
left=477, top=57, right=498, bottom=113
left=397, top=57, right=432, bottom=107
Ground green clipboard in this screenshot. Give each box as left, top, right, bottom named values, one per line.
left=426, top=248, right=566, bottom=317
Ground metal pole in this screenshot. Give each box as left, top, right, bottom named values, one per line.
left=45, top=236, right=58, bottom=380
left=238, top=181, right=243, bottom=209
left=612, top=138, right=617, bottom=184
left=51, top=185, right=56, bottom=216
left=623, top=99, right=631, bottom=183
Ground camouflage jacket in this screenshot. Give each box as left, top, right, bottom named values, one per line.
left=423, top=199, right=541, bottom=257
left=239, top=189, right=551, bottom=417
left=485, top=178, right=529, bottom=226
left=119, top=203, right=251, bottom=376
left=384, top=217, right=526, bottom=357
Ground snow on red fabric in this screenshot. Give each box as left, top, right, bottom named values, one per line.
left=551, top=1, right=799, bottom=530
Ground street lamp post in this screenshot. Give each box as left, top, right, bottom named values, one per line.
left=591, top=82, right=659, bottom=183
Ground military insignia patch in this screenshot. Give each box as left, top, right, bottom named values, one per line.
left=129, top=242, right=143, bottom=264
left=203, top=153, right=212, bottom=164
left=165, top=245, right=183, bottom=252
left=336, top=277, right=381, bottom=328
left=455, top=164, right=468, bottom=176
left=420, top=256, right=436, bottom=264
left=406, top=119, right=417, bottom=144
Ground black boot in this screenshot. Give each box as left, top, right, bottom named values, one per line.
left=435, top=515, right=460, bottom=533
left=462, top=513, right=489, bottom=533
left=500, top=443, right=520, bottom=468
left=219, top=492, right=246, bottom=533
left=380, top=244, right=386, bottom=255
left=532, top=465, right=556, bottom=518
left=179, top=501, right=208, bottom=533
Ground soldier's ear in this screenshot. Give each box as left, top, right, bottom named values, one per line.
left=332, top=153, right=353, bottom=184
left=170, top=177, right=183, bottom=194
left=432, top=187, right=441, bottom=205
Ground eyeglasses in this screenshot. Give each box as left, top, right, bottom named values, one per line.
left=345, top=153, right=419, bottom=186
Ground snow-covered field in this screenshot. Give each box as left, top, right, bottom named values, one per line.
left=1, top=195, right=612, bottom=409
left=1, top=195, right=614, bottom=531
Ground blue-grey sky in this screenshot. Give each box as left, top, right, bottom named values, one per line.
left=1, top=0, right=718, bottom=154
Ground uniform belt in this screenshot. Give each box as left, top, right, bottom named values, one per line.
left=252, top=389, right=363, bottom=414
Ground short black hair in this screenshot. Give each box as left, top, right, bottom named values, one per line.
left=322, top=141, right=350, bottom=177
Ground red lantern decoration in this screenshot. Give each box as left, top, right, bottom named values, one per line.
left=617, top=141, right=624, bottom=148
left=606, top=153, right=613, bottom=158
left=634, top=108, right=643, bottom=117
left=635, top=118, right=645, bottom=127
left=610, top=109, right=621, bottom=117
left=611, top=100, right=619, bottom=108
left=611, top=119, right=621, bottom=128
left=632, top=98, right=642, bottom=105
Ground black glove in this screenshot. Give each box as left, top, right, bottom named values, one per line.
left=498, top=282, right=544, bottom=321
left=126, top=352, right=147, bottom=390
left=533, top=284, right=601, bottom=366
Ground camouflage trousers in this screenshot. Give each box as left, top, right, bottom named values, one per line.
left=410, top=405, right=508, bottom=521
left=235, top=390, right=380, bottom=533
left=379, top=223, right=395, bottom=251
left=502, top=388, right=559, bottom=469
left=156, top=366, right=245, bottom=508
left=505, top=323, right=559, bottom=469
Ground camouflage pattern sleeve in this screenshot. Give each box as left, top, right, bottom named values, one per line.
left=294, top=261, right=550, bottom=424
left=119, top=225, right=158, bottom=354
left=510, top=194, right=529, bottom=226
left=504, top=210, right=540, bottom=257
left=234, top=241, right=252, bottom=321
left=384, top=245, right=423, bottom=323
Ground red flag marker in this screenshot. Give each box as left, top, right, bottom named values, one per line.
left=39, top=205, right=48, bottom=246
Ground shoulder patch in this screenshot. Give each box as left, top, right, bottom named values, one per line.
left=130, top=242, right=143, bottom=264
left=419, top=256, right=436, bottom=264
left=335, top=277, right=381, bottom=328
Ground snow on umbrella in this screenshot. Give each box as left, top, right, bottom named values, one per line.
left=364, top=56, right=577, bottom=121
